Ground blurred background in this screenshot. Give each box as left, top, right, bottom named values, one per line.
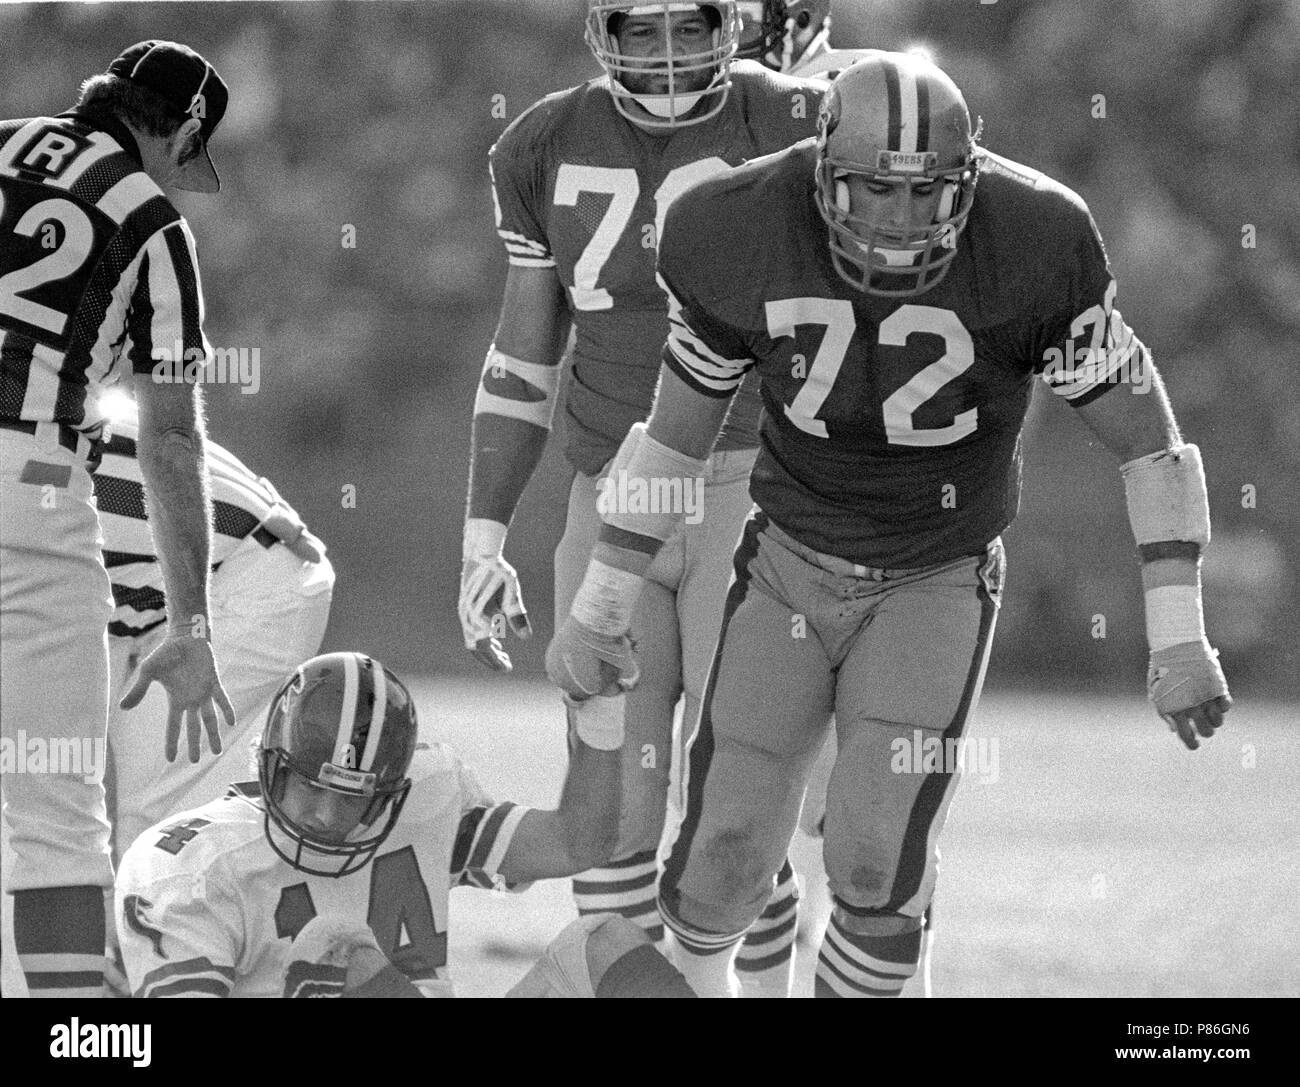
left=1, top=0, right=1295, bottom=700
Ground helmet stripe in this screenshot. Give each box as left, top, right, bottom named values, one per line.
left=883, top=59, right=902, bottom=151
left=359, top=658, right=388, bottom=772
left=333, top=652, right=360, bottom=765
left=915, top=74, right=931, bottom=152
left=896, top=63, right=919, bottom=154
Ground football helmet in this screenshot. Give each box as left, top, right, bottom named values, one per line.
left=814, top=51, right=980, bottom=296
left=736, top=1, right=831, bottom=73
left=258, top=652, right=419, bottom=878
left=586, top=2, right=741, bottom=130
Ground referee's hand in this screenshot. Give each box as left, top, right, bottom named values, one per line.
left=120, top=635, right=237, bottom=763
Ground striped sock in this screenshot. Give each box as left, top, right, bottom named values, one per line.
left=734, top=859, right=800, bottom=998
left=572, top=849, right=662, bottom=942
left=658, top=891, right=745, bottom=997
left=13, top=886, right=106, bottom=998
left=815, top=910, right=922, bottom=998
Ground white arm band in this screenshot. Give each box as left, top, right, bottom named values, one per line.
left=472, top=347, right=560, bottom=430
left=596, top=422, right=708, bottom=544
left=1120, top=443, right=1210, bottom=550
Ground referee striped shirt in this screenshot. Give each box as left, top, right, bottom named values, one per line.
left=0, top=106, right=211, bottom=432
left=96, top=418, right=301, bottom=639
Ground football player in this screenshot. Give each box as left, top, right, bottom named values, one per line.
left=115, top=652, right=694, bottom=997
left=546, top=52, right=1231, bottom=997
left=459, top=1, right=826, bottom=995
left=97, top=402, right=334, bottom=861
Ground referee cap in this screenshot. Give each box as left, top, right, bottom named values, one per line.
left=107, top=40, right=229, bottom=193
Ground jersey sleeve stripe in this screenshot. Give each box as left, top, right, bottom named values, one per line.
left=140, top=976, right=231, bottom=998
left=664, top=347, right=745, bottom=399
left=465, top=801, right=516, bottom=873
left=449, top=806, right=484, bottom=875
left=138, top=956, right=236, bottom=998
left=477, top=803, right=528, bottom=877
left=1043, top=315, right=1140, bottom=401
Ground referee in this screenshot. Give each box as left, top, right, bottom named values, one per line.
left=0, top=41, right=235, bottom=997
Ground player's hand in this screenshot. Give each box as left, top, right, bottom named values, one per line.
left=546, top=614, right=640, bottom=700
left=1148, top=641, right=1232, bottom=751
left=119, top=633, right=236, bottom=764
left=460, top=518, right=532, bottom=672
left=283, top=915, right=385, bottom=998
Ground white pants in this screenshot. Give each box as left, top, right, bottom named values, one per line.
left=0, top=429, right=114, bottom=893
left=1, top=428, right=114, bottom=998
left=106, top=534, right=334, bottom=858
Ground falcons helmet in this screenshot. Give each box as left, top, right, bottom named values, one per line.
left=258, top=653, right=419, bottom=877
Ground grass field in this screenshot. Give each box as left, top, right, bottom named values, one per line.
left=3, top=679, right=1294, bottom=998
left=422, top=678, right=1299, bottom=998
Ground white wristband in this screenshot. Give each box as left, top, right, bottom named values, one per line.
left=1143, top=585, right=1209, bottom=652
left=463, top=518, right=508, bottom=562
left=570, top=559, right=643, bottom=637
left=569, top=695, right=625, bottom=751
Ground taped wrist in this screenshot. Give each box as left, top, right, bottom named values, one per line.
left=570, top=558, right=644, bottom=636
left=1143, top=585, right=1209, bottom=653
left=473, top=346, right=560, bottom=429
left=567, top=694, right=625, bottom=751
left=598, top=423, right=707, bottom=545
left=1120, top=443, right=1210, bottom=551
left=463, top=517, right=508, bottom=562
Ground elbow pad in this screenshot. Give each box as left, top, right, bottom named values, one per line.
left=597, top=423, right=708, bottom=544
left=473, top=346, right=560, bottom=430
left=1120, top=443, right=1210, bottom=551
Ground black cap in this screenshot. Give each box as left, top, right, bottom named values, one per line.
left=107, top=41, right=229, bottom=193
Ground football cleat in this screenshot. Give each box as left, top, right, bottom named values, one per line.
left=258, top=652, right=418, bottom=877
left=586, top=2, right=741, bottom=129
left=736, top=0, right=832, bottom=73
left=814, top=50, right=981, bottom=296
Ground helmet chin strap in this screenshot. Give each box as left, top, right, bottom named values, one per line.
left=625, top=87, right=707, bottom=116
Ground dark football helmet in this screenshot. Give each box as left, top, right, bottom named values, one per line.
left=586, top=2, right=741, bottom=129
left=258, top=653, right=418, bottom=877
left=814, top=51, right=980, bottom=296
left=736, top=0, right=831, bottom=73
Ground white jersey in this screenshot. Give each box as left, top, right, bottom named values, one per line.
left=95, top=416, right=302, bottom=638
left=115, top=746, right=529, bottom=998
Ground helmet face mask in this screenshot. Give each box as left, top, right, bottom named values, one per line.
left=587, top=2, right=740, bottom=130
left=257, top=653, right=418, bottom=879
left=813, top=52, right=980, bottom=297
left=736, top=1, right=831, bottom=73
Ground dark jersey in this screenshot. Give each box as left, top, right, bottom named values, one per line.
left=0, top=109, right=209, bottom=430
left=660, top=141, right=1142, bottom=567
left=489, top=62, right=823, bottom=475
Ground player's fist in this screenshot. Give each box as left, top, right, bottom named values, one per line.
left=120, top=632, right=235, bottom=764
left=546, top=614, right=640, bottom=700
left=1148, top=640, right=1231, bottom=751
left=283, top=916, right=384, bottom=998
left=460, top=518, right=532, bottom=672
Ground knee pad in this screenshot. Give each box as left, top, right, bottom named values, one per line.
left=832, top=900, right=923, bottom=938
